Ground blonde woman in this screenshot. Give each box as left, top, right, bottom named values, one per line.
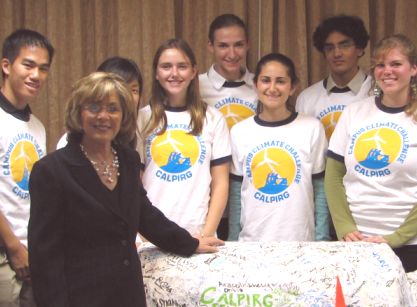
left=28, top=72, right=223, bottom=306
left=326, top=34, right=417, bottom=272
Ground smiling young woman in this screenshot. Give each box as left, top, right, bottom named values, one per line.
left=326, top=34, right=417, bottom=273
left=230, top=53, right=327, bottom=242
left=372, top=39, right=417, bottom=108
left=137, top=38, right=231, bottom=239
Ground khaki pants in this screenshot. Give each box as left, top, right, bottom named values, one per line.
left=0, top=250, right=36, bottom=307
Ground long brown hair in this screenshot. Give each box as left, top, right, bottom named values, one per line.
left=143, top=38, right=206, bottom=137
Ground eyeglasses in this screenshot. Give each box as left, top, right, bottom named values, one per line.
left=83, top=102, right=121, bottom=114
left=323, top=40, right=355, bottom=53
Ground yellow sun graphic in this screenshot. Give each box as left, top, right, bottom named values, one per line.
left=354, top=128, right=401, bottom=164
left=321, top=111, right=342, bottom=140
left=251, top=148, right=295, bottom=190
left=10, top=141, right=39, bottom=189
left=150, top=130, right=199, bottom=167
left=219, top=104, right=255, bottom=129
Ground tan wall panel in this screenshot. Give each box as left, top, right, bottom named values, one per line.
left=0, top=0, right=416, bottom=150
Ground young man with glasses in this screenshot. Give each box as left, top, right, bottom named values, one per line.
left=296, top=15, right=370, bottom=241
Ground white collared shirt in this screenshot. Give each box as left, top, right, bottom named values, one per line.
left=199, top=65, right=258, bottom=130
left=296, top=70, right=372, bottom=141
left=326, top=69, right=368, bottom=95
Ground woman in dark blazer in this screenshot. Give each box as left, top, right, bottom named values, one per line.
left=28, top=72, right=223, bottom=307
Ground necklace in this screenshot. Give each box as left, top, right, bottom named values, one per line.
left=80, top=144, right=120, bottom=183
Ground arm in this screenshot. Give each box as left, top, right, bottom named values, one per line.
left=313, top=175, right=330, bottom=241
left=0, top=212, right=29, bottom=280
left=383, top=203, right=417, bottom=248
left=134, top=168, right=200, bottom=256
left=138, top=189, right=221, bottom=256
left=127, top=145, right=198, bottom=256
left=28, top=160, right=69, bottom=307
left=202, top=162, right=230, bottom=237
left=324, top=157, right=363, bottom=241
left=195, top=236, right=224, bottom=253
left=202, top=108, right=231, bottom=237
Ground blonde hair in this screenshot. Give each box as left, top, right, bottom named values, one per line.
left=65, top=72, right=137, bottom=146
left=143, top=38, right=206, bottom=137
left=371, top=34, right=417, bottom=120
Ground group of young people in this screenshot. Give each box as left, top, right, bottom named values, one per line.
left=0, top=12, right=416, bottom=307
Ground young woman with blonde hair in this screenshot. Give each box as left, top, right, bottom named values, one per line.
left=326, top=34, right=417, bottom=272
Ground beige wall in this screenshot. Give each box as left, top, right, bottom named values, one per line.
left=1, top=0, right=416, bottom=151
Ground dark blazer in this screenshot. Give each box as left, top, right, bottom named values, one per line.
left=28, top=141, right=198, bottom=307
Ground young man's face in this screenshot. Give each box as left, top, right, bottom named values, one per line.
left=208, top=25, right=248, bottom=81
left=323, top=31, right=364, bottom=82
left=1, top=45, right=50, bottom=109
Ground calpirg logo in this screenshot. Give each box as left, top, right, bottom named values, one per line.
left=2, top=136, right=44, bottom=199
left=349, top=123, right=409, bottom=177
left=146, top=125, right=206, bottom=183
left=245, top=141, right=301, bottom=204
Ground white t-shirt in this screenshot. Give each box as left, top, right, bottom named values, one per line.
left=137, top=105, right=231, bottom=236
left=296, top=74, right=372, bottom=141
left=231, top=113, right=327, bottom=242
left=0, top=108, right=46, bottom=246
left=199, top=65, right=258, bottom=130
left=328, top=96, right=417, bottom=245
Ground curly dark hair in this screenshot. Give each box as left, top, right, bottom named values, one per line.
left=313, top=15, right=369, bottom=53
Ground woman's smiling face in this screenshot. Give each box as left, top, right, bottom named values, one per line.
left=155, top=48, right=196, bottom=106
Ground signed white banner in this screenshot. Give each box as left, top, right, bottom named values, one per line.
left=139, top=242, right=416, bottom=306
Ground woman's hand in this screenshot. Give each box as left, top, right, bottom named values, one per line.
left=362, top=236, right=388, bottom=244
left=342, top=231, right=365, bottom=242
left=195, top=236, right=224, bottom=253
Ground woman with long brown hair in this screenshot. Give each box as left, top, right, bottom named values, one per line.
left=137, top=38, right=231, bottom=238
